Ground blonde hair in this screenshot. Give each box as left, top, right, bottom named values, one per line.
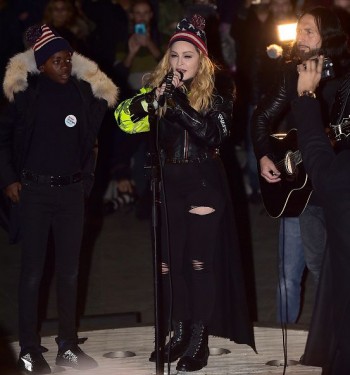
left=145, top=47, right=216, bottom=113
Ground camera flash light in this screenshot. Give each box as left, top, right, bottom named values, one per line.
left=277, top=23, right=297, bottom=42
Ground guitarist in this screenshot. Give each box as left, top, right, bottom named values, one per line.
left=251, top=6, right=350, bottom=324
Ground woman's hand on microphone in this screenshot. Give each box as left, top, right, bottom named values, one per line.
left=172, top=71, right=184, bottom=88
left=155, top=84, right=166, bottom=101
left=155, top=71, right=184, bottom=100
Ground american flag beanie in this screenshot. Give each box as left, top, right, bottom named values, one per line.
left=168, top=14, right=208, bottom=56
left=25, top=24, right=73, bottom=68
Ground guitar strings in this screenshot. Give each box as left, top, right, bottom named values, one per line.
left=274, top=151, right=302, bottom=171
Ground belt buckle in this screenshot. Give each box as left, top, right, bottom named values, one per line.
left=50, top=175, right=61, bottom=187
left=22, top=171, right=34, bottom=182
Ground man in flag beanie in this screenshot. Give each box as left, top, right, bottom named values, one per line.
left=0, top=24, right=118, bottom=374
left=28, top=24, right=73, bottom=68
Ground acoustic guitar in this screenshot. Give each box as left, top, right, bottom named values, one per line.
left=259, top=128, right=313, bottom=218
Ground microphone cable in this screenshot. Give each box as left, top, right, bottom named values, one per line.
left=277, top=217, right=289, bottom=375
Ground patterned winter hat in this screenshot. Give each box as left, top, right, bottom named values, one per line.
left=25, top=24, right=73, bottom=68
left=169, top=14, right=208, bottom=55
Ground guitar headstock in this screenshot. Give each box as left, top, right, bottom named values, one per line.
left=328, top=115, right=350, bottom=142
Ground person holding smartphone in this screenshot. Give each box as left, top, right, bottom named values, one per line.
left=113, top=0, right=163, bottom=220
left=115, top=0, right=162, bottom=93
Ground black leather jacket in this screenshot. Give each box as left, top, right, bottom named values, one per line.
left=116, top=87, right=233, bottom=162
left=330, top=72, right=350, bottom=124
left=329, top=72, right=350, bottom=152
left=252, top=60, right=343, bottom=160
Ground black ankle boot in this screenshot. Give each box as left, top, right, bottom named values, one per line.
left=176, top=321, right=209, bottom=372
left=149, top=320, right=191, bottom=363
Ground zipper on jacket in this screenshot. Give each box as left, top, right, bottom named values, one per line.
left=184, top=130, right=189, bottom=160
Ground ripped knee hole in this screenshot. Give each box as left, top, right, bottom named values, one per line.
left=161, top=262, right=169, bottom=275
left=189, top=206, right=215, bottom=215
left=192, top=260, right=204, bottom=271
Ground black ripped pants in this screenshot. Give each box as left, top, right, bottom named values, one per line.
left=160, top=159, right=225, bottom=325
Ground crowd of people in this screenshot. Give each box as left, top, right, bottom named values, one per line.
left=1, top=0, right=350, bottom=374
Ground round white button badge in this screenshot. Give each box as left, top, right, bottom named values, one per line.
left=65, top=115, right=77, bottom=127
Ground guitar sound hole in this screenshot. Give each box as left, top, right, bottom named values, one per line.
left=284, top=151, right=296, bottom=175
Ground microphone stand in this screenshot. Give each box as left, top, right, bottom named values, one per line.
left=147, top=104, right=165, bottom=375
left=147, top=78, right=178, bottom=374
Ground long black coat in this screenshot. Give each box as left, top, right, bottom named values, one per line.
left=115, top=86, right=256, bottom=351
left=292, top=96, right=350, bottom=375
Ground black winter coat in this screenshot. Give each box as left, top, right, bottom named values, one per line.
left=0, top=76, right=106, bottom=194
left=0, top=49, right=118, bottom=242
left=0, top=49, right=118, bottom=194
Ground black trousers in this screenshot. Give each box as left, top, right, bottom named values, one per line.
left=18, top=180, right=84, bottom=353
left=160, top=160, right=225, bottom=325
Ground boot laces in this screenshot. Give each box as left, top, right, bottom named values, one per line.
left=185, top=324, right=205, bottom=357
left=168, top=321, right=186, bottom=347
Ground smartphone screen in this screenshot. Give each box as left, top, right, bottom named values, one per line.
left=134, top=23, right=146, bottom=35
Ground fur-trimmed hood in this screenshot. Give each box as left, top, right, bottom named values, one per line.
left=3, top=49, right=119, bottom=108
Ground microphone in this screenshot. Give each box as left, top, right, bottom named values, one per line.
left=177, top=71, right=184, bottom=81
left=158, top=71, right=184, bottom=107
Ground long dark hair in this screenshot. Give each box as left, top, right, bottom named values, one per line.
left=293, top=6, right=350, bottom=75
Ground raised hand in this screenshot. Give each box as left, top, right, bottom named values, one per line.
left=297, top=55, right=323, bottom=96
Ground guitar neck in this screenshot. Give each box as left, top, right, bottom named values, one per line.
left=294, top=150, right=302, bottom=164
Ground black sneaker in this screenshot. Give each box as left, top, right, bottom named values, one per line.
left=18, top=352, right=51, bottom=374
left=55, top=345, right=98, bottom=370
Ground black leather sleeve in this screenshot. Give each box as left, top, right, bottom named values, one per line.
left=251, top=64, right=295, bottom=160
left=128, top=89, right=157, bottom=122
left=169, top=90, right=233, bottom=147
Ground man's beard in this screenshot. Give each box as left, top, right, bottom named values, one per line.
left=296, top=46, right=320, bottom=62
